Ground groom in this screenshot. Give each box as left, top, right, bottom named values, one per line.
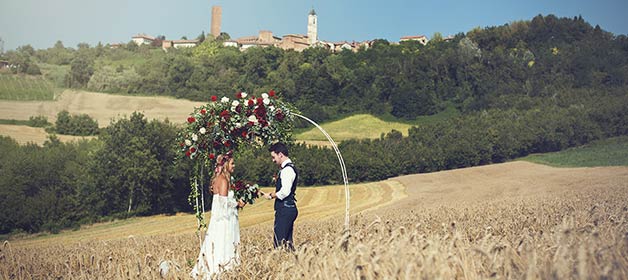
left=263, top=142, right=298, bottom=250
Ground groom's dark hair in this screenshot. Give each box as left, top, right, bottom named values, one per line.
left=269, top=142, right=289, bottom=157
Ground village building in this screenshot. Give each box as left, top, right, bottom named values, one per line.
left=0, top=60, right=10, bottom=69
left=224, top=8, right=319, bottom=52
left=400, top=35, right=429, bottom=45
left=132, top=34, right=156, bottom=46
left=109, top=43, right=123, bottom=49
left=162, top=39, right=200, bottom=50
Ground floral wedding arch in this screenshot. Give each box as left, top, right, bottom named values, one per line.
left=177, top=91, right=349, bottom=232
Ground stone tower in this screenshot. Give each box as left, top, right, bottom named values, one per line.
left=307, top=8, right=318, bottom=45
left=211, top=6, right=222, bottom=38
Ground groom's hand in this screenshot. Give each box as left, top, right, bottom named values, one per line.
left=260, top=191, right=272, bottom=200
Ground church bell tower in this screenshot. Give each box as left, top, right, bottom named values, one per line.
left=307, top=8, right=318, bottom=45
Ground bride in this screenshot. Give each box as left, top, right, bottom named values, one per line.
left=191, top=154, right=246, bottom=279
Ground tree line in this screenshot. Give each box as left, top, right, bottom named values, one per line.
left=1, top=90, right=626, bottom=234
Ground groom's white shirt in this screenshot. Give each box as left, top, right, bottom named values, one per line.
left=276, top=159, right=296, bottom=200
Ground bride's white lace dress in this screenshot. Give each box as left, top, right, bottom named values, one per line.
left=191, top=190, right=240, bottom=279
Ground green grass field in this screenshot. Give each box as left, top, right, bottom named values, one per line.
left=0, top=119, right=30, bottom=126
left=522, top=136, right=628, bottom=167
left=295, top=114, right=414, bottom=141
left=38, top=63, right=69, bottom=88
left=0, top=74, right=56, bottom=100
left=295, top=106, right=460, bottom=142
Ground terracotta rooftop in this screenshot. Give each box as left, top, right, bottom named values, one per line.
left=400, top=35, right=427, bottom=39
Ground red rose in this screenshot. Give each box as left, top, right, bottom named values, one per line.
left=211, top=95, right=217, bottom=102
left=257, top=97, right=263, bottom=105
left=275, top=110, right=285, bottom=121
left=190, top=147, right=196, bottom=153
left=200, top=109, right=206, bottom=115
left=224, top=140, right=232, bottom=147
left=187, top=116, right=196, bottom=123
left=255, top=105, right=267, bottom=119
left=236, top=92, right=242, bottom=99
left=248, top=99, right=254, bottom=106
left=220, top=110, right=230, bottom=120
left=269, top=89, right=275, bottom=97
left=241, top=130, right=248, bottom=137
left=186, top=150, right=191, bottom=157
left=209, top=153, right=215, bottom=160
left=179, top=142, right=185, bottom=147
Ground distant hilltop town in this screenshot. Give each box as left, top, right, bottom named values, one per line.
left=123, top=6, right=447, bottom=52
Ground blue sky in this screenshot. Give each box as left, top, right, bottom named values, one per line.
left=1, top=0, right=627, bottom=51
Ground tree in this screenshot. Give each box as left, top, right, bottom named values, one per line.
left=66, top=52, right=94, bottom=88
left=197, top=31, right=206, bottom=43
left=93, top=112, right=184, bottom=216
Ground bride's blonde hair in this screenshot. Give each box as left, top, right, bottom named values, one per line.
left=211, top=153, right=232, bottom=184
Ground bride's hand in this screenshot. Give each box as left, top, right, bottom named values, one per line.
left=237, top=199, right=246, bottom=208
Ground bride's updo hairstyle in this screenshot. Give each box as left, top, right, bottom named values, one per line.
left=212, top=153, right=232, bottom=180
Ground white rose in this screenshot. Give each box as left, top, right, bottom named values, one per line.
left=262, top=93, right=269, bottom=99
left=248, top=115, right=258, bottom=124
left=235, top=122, right=242, bottom=128
left=221, top=97, right=229, bottom=103
left=232, top=100, right=240, bottom=107
left=263, top=98, right=270, bottom=105
left=241, top=92, right=248, bottom=98
left=269, top=105, right=275, bottom=111
left=192, top=134, right=198, bottom=141
left=185, top=139, right=192, bottom=146
left=199, top=127, right=206, bottom=134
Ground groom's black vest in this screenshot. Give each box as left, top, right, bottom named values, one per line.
left=274, top=162, right=298, bottom=210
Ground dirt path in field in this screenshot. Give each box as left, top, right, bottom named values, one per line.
left=0, top=124, right=96, bottom=145
left=380, top=161, right=628, bottom=213
left=0, top=89, right=204, bottom=127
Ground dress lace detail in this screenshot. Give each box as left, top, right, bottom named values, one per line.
left=191, top=190, right=240, bottom=279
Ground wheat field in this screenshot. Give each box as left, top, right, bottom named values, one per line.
left=1, top=161, right=627, bottom=279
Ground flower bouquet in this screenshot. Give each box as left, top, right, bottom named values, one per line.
left=232, top=180, right=260, bottom=206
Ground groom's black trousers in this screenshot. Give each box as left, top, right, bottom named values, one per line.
left=274, top=206, right=298, bottom=250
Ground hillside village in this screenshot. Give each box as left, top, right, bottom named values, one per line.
left=125, top=6, right=441, bottom=53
